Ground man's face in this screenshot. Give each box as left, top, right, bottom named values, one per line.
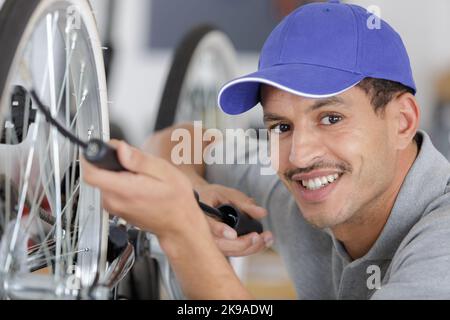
left=262, top=85, right=400, bottom=229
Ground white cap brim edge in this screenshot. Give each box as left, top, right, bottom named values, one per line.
left=218, top=77, right=362, bottom=113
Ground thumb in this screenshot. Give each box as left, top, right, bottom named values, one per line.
left=113, top=140, right=174, bottom=182
left=226, top=189, right=268, bottom=219
left=239, top=202, right=268, bottom=219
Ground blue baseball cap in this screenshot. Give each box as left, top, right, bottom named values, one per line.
left=218, top=0, right=416, bottom=115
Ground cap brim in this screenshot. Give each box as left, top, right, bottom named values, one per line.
left=218, top=64, right=365, bottom=115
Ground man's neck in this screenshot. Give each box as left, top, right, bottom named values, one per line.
left=332, top=140, right=419, bottom=260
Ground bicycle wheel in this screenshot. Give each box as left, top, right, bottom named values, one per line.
left=155, top=25, right=243, bottom=132
left=0, top=0, right=109, bottom=299
left=150, top=25, right=250, bottom=300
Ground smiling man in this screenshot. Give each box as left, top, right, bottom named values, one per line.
left=260, top=82, right=419, bottom=261
left=83, top=0, right=450, bottom=299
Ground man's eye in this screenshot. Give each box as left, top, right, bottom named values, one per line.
left=271, top=123, right=291, bottom=134
left=320, top=115, right=342, bottom=125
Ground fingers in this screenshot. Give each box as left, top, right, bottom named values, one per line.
left=207, top=216, right=238, bottom=240
left=215, top=231, right=274, bottom=257
left=260, top=231, right=274, bottom=248
left=199, top=185, right=268, bottom=219
left=206, top=212, right=274, bottom=257
left=82, top=140, right=191, bottom=198
left=114, top=140, right=178, bottom=182
left=84, top=140, right=272, bottom=256
left=93, top=139, right=181, bottom=183
left=198, top=185, right=270, bottom=257
left=219, top=187, right=267, bottom=219
left=81, top=157, right=135, bottom=194
left=81, top=156, right=177, bottom=221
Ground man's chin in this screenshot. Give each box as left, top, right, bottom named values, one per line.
left=299, top=207, right=349, bottom=230
left=302, top=215, right=335, bottom=229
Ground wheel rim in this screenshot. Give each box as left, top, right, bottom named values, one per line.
left=155, top=26, right=249, bottom=132
left=152, top=26, right=243, bottom=300
left=174, top=30, right=238, bottom=129
left=0, top=0, right=109, bottom=297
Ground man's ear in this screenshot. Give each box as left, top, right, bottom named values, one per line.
left=393, top=92, right=420, bottom=150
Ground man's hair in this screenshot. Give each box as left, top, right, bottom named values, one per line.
left=356, top=78, right=415, bottom=114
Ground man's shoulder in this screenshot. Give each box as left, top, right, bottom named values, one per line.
left=419, top=187, right=450, bottom=228
left=377, top=191, right=450, bottom=299
left=394, top=190, right=450, bottom=261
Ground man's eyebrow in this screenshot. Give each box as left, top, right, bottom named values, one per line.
left=308, top=96, right=345, bottom=111
left=262, top=96, right=346, bottom=123
left=263, top=112, right=288, bottom=123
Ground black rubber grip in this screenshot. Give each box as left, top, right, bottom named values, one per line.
left=84, top=138, right=125, bottom=172
left=194, top=190, right=263, bottom=236
left=216, top=204, right=263, bottom=236
left=107, top=223, right=129, bottom=263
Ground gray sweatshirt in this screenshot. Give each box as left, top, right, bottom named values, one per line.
left=205, top=130, right=450, bottom=299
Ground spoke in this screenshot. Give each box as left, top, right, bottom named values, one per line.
left=77, top=62, right=86, bottom=108
left=28, top=247, right=89, bottom=266
left=24, top=210, right=57, bottom=271
left=69, top=89, right=88, bottom=130
left=22, top=94, right=31, bottom=144
left=70, top=192, right=96, bottom=256
left=32, top=59, right=89, bottom=264
left=70, top=201, right=82, bottom=255
left=0, top=5, right=104, bottom=284
left=61, top=183, right=80, bottom=216
left=20, top=136, right=74, bottom=240
left=27, top=190, right=94, bottom=268
left=27, top=225, right=80, bottom=257
left=26, top=227, right=80, bottom=254
left=4, top=115, right=44, bottom=272
left=37, top=12, right=59, bottom=101
left=68, top=144, right=80, bottom=261
left=17, top=113, right=59, bottom=272
left=27, top=237, right=56, bottom=253
left=46, top=13, right=64, bottom=280
left=6, top=119, right=26, bottom=195
left=69, top=146, right=82, bottom=255
left=15, top=122, right=60, bottom=272
left=56, top=34, right=77, bottom=117
left=22, top=174, right=81, bottom=270
left=21, top=157, right=81, bottom=266
left=22, top=140, right=82, bottom=265
left=2, top=11, right=63, bottom=273
left=4, top=121, right=27, bottom=227
left=64, top=29, right=73, bottom=266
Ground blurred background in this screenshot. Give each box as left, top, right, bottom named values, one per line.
left=88, top=0, right=450, bottom=298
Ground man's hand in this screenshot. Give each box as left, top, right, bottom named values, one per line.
left=143, top=122, right=274, bottom=256
left=81, top=140, right=206, bottom=239
left=81, top=140, right=253, bottom=299
left=195, top=183, right=274, bottom=257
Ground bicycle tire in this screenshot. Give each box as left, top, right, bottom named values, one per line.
left=149, top=25, right=243, bottom=301
left=154, top=24, right=238, bottom=131
left=0, top=0, right=110, bottom=299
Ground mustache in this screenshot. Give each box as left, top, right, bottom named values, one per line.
left=284, top=160, right=352, bottom=181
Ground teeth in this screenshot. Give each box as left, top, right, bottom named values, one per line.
left=314, top=178, right=322, bottom=188
left=300, top=174, right=341, bottom=191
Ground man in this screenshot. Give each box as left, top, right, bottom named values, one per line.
left=83, top=1, right=450, bottom=299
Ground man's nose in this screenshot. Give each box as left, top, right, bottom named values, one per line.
left=289, top=128, right=326, bottom=168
